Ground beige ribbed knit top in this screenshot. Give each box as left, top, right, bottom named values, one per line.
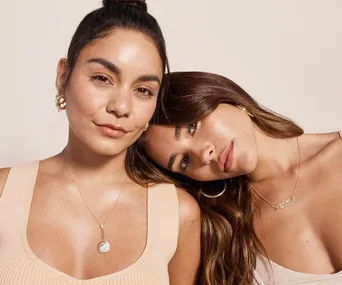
left=254, top=256, right=342, bottom=285
left=0, top=161, right=179, bottom=285
left=253, top=130, right=342, bottom=285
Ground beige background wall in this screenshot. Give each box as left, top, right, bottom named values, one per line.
left=0, top=0, right=341, bottom=167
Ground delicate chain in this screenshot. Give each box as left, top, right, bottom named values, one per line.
left=62, top=151, right=128, bottom=227
left=249, top=137, right=301, bottom=210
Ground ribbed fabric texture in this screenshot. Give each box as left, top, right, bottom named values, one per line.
left=254, top=256, right=342, bottom=285
left=0, top=162, right=179, bottom=285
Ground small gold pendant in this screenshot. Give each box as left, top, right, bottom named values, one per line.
left=97, top=224, right=111, bottom=254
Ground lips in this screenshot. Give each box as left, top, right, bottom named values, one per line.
left=95, top=123, right=128, bottom=138
left=218, top=142, right=234, bottom=172
left=97, top=123, right=128, bottom=133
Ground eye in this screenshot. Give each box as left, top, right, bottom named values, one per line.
left=180, top=154, right=190, bottom=171
left=91, top=75, right=111, bottom=84
left=188, top=122, right=198, bottom=136
left=136, top=87, right=153, bottom=97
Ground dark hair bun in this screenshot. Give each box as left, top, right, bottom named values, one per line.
left=102, top=0, right=147, bottom=12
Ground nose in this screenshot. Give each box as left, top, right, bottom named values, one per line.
left=199, top=144, right=215, bottom=165
left=106, top=87, right=132, bottom=117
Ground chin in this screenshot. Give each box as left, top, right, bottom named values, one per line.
left=87, top=140, right=129, bottom=157
left=237, top=151, right=258, bottom=176
left=70, top=127, right=132, bottom=157
left=245, top=156, right=258, bottom=174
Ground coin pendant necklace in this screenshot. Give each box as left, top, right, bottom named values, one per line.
left=62, top=152, right=128, bottom=254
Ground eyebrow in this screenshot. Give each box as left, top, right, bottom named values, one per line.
left=168, top=153, right=178, bottom=171
left=174, top=125, right=181, bottom=140
left=167, top=126, right=182, bottom=170
left=87, top=58, right=121, bottom=75
left=135, top=74, right=161, bottom=86
left=87, top=58, right=161, bottom=86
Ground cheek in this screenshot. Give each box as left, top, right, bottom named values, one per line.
left=144, top=138, right=171, bottom=169
left=202, top=118, right=232, bottom=142
left=209, top=109, right=250, bottom=138
left=240, top=142, right=258, bottom=171
left=131, top=98, right=157, bottom=128
left=189, top=168, right=223, bottom=182
left=66, top=75, right=105, bottom=121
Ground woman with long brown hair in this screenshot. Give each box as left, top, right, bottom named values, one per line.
left=133, top=71, right=342, bottom=284
left=0, top=2, right=201, bottom=284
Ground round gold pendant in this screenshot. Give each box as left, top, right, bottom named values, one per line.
left=98, top=240, right=111, bottom=254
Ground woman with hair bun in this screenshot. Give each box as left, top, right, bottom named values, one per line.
left=0, top=2, right=201, bottom=284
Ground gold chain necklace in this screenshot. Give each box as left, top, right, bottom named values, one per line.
left=249, top=137, right=301, bottom=211
left=62, top=152, right=128, bottom=254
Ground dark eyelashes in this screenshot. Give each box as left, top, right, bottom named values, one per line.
left=179, top=122, right=198, bottom=171
left=188, top=122, right=198, bottom=136
left=90, top=76, right=154, bottom=97
left=180, top=154, right=189, bottom=171
left=91, top=75, right=110, bottom=84
left=136, top=87, right=154, bottom=97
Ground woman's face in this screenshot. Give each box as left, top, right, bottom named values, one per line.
left=144, top=104, right=259, bottom=181
left=57, top=29, right=163, bottom=156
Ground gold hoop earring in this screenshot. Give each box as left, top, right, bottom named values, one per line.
left=143, top=122, right=149, bottom=132
left=55, top=93, right=66, bottom=111
left=237, top=105, right=254, bottom=118
left=200, top=181, right=227, bottom=199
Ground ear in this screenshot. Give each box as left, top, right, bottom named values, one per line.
left=55, top=58, right=69, bottom=93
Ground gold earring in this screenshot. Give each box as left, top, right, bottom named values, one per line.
left=143, top=122, right=149, bottom=132
left=55, top=93, right=66, bottom=111
left=200, top=180, right=227, bottom=199
left=238, top=105, right=254, bottom=117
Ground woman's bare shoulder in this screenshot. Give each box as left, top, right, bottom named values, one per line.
left=175, top=187, right=201, bottom=225
left=327, top=132, right=342, bottom=171
left=0, top=167, right=11, bottom=198
left=309, top=131, right=342, bottom=175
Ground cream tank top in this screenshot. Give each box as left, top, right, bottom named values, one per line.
left=253, top=130, right=342, bottom=285
left=0, top=161, right=179, bottom=285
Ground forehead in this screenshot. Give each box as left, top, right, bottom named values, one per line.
left=145, top=125, right=177, bottom=168
left=77, top=29, right=163, bottom=76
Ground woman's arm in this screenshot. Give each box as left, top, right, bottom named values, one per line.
left=0, top=168, right=10, bottom=198
left=168, top=188, right=201, bottom=285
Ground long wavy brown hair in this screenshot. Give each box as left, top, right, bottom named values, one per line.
left=126, top=71, right=304, bottom=284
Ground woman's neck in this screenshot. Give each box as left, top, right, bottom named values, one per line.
left=61, top=134, right=128, bottom=186
left=249, top=128, right=301, bottom=183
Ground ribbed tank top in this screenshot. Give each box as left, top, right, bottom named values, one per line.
left=254, top=256, right=342, bottom=285
left=0, top=161, right=179, bottom=285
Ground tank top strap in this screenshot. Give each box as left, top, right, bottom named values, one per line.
left=0, top=161, right=39, bottom=230
left=338, top=130, right=342, bottom=140
left=147, top=183, right=179, bottom=262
